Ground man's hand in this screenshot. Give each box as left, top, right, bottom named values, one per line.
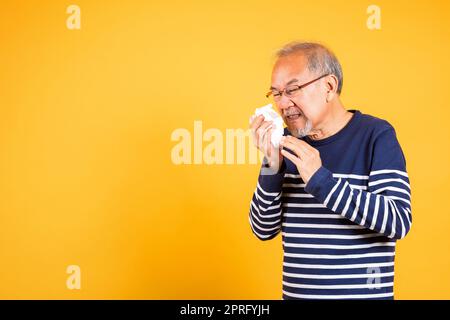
left=249, top=114, right=283, bottom=173
left=280, top=135, right=322, bottom=184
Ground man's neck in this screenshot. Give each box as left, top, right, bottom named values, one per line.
left=308, top=101, right=353, bottom=141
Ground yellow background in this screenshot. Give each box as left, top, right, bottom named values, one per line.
left=0, top=0, right=449, bottom=299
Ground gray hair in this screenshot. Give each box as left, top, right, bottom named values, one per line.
left=275, top=41, right=343, bottom=95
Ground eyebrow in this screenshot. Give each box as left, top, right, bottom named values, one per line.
left=269, top=79, right=299, bottom=90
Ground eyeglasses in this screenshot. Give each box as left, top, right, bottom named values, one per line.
left=266, top=74, right=330, bottom=101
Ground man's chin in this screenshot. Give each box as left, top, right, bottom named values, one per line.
left=287, top=127, right=304, bottom=139
left=286, top=121, right=305, bottom=134
left=288, top=120, right=313, bottom=138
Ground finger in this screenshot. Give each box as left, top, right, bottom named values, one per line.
left=280, top=139, right=307, bottom=159
left=256, top=121, right=273, bottom=143
left=265, top=128, right=272, bottom=158
left=281, top=148, right=301, bottom=165
left=284, top=135, right=314, bottom=156
left=267, top=129, right=283, bottom=166
left=259, top=125, right=273, bottom=151
left=250, top=115, right=265, bottom=132
left=253, top=119, right=271, bottom=141
left=250, top=115, right=266, bottom=146
left=285, top=135, right=316, bottom=154
left=259, top=120, right=273, bottom=132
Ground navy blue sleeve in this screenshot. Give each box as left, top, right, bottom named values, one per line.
left=305, top=127, right=412, bottom=240
left=248, top=160, right=286, bottom=241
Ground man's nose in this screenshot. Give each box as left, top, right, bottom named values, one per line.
left=277, top=94, right=295, bottom=111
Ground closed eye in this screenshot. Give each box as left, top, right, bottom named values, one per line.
left=286, top=86, right=301, bottom=95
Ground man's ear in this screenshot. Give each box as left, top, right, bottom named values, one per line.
left=326, top=74, right=339, bottom=93
left=325, top=75, right=339, bottom=102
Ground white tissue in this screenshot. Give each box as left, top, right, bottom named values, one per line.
left=254, top=103, right=284, bottom=148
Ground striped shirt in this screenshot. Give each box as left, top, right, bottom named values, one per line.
left=249, top=110, right=412, bottom=300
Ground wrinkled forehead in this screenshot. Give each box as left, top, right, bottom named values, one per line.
left=270, top=54, right=311, bottom=89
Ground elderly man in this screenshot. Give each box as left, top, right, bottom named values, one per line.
left=248, top=42, right=412, bottom=300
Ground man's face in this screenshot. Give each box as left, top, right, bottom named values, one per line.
left=270, top=53, right=329, bottom=137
